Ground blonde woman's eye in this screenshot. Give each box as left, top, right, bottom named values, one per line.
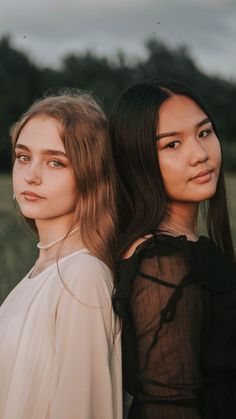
left=199, top=129, right=212, bottom=138
left=49, top=160, right=64, bottom=168
left=16, top=154, right=30, bottom=162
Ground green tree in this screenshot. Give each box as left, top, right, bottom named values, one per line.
left=0, top=35, right=235, bottom=172
left=59, top=50, right=133, bottom=108
left=0, top=36, right=42, bottom=170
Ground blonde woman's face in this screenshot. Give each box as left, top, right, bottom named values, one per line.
left=157, top=95, right=221, bottom=204
left=13, top=116, right=77, bottom=221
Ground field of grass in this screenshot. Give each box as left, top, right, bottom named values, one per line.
left=0, top=174, right=38, bottom=303
left=0, top=173, right=236, bottom=303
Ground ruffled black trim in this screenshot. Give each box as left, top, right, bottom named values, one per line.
left=114, top=234, right=236, bottom=318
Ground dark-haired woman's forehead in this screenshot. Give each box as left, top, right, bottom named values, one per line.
left=158, top=95, right=210, bottom=137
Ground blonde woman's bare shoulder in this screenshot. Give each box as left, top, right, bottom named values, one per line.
left=123, top=234, right=153, bottom=259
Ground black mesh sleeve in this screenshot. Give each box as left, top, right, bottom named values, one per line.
left=127, top=246, right=204, bottom=418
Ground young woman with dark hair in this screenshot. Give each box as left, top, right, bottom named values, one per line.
left=0, top=91, right=122, bottom=419
left=110, top=80, right=236, bottom=419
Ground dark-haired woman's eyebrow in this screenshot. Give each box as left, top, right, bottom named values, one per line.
left=156, top=118, right=212, bottom=141
left=156, top=131, right=179, bottom=141
left=196, top=117, right=211, bottom=128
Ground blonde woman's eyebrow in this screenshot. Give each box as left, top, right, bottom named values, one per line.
left=15, top=144, right=30, bottom=151
left=41, top=149, right=67, bottom=158
left=15, top=143, right=67, bottom=158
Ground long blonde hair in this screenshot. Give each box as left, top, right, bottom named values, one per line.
left=11, top=90, right=117, bottom=270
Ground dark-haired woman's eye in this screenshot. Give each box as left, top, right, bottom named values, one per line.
left=165, top=141, right=180, bottom=149
left=199, top=129, right=212, bottom=138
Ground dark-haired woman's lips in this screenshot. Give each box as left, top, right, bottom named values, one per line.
left=191, top=169, right=213, bottom=184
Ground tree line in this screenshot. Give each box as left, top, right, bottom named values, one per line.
left=0, top=35, right=236, bottom=172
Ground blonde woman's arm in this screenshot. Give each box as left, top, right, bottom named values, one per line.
left=49, top=253, right=122, bottom=419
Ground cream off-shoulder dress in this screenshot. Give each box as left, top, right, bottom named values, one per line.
left=0, top=249, right=122, bottom=419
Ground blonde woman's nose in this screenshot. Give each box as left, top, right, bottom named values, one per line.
left=24, top=163, right=42, bottom=185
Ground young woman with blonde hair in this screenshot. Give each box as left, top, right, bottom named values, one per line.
left=0, top=91, right=122, bottom=419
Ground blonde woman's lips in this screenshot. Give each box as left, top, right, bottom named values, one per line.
left=22, top=191, right=45, bottom=201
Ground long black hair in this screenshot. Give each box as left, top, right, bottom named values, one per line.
left=109, top=80, right=235, bottom=262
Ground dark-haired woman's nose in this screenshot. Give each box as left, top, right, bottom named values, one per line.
left=189, top=138, right=208, bottom=167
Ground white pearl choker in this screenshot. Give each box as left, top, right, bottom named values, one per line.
left=37, top=226, right=80, bottom=250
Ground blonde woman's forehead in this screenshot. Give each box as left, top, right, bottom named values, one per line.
left=17, top=116, right=65, bottom=153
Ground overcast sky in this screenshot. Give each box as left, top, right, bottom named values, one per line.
left=0, top=0, right=235, bottom=79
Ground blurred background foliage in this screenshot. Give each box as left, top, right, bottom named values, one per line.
left=0, top=35, right=236, bottom=302
left=1, top=35, right=236, bottom=172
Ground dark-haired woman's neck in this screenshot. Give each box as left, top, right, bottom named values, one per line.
left=160, top=201, right=199, bottom=241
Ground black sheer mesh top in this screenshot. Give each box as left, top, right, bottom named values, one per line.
left=114, top=234, right=236, bottom=419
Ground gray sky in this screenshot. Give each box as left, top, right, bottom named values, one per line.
left=0, top=0, right=236, bottom=79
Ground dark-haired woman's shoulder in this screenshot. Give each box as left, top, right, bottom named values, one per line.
left=123, top=234, right=153, bottom=259
left=121, top=232, right=190, bottom=267
left=118, top=233, right=194, bottom=293
left=120, top=233, right=236, bottom=293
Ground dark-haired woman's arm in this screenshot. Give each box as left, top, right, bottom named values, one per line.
left=127, top=253, right=204, bottom=419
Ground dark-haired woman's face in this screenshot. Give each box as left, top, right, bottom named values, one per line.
left=157, top=95, right=221, bottom=204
